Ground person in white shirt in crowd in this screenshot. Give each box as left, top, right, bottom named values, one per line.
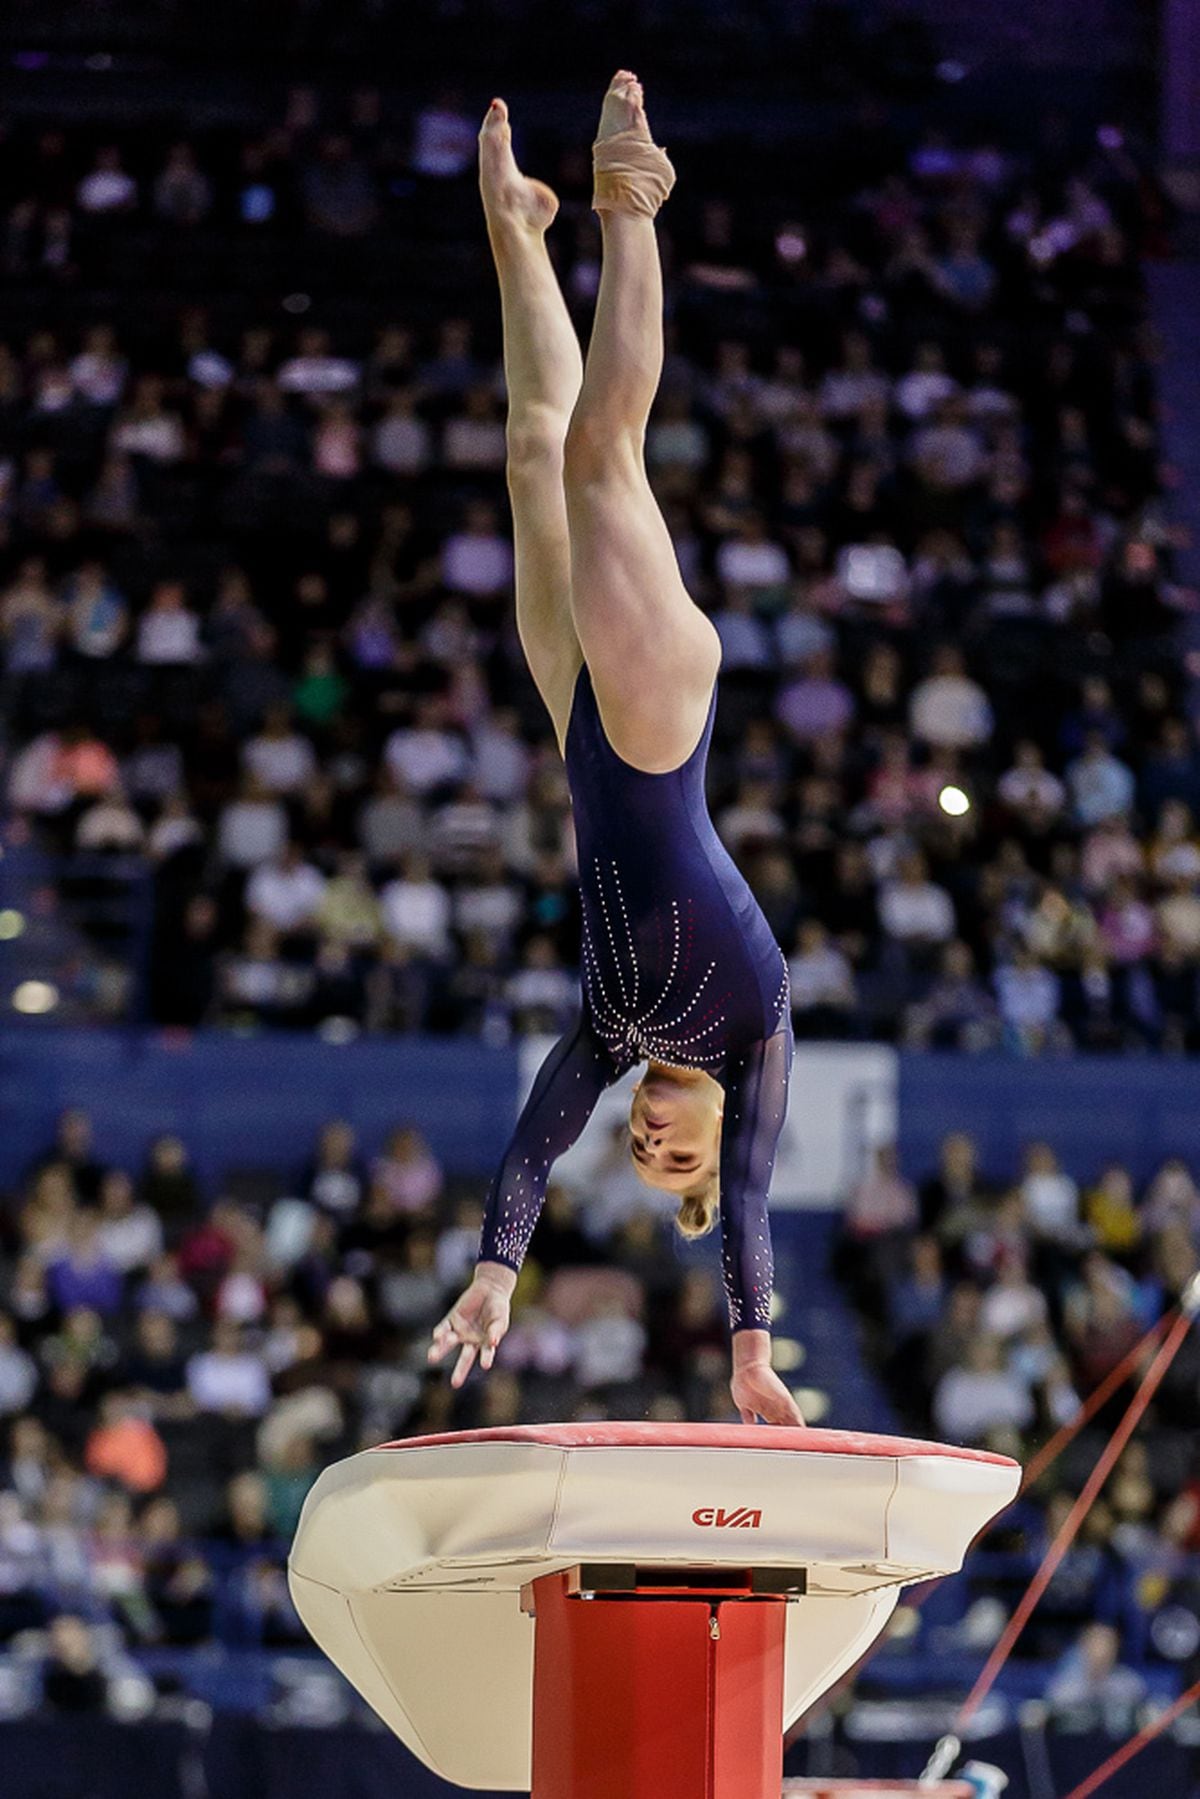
left=452, top=844, right=523, bottom=951
left=908, top=644, right=994, bottom=751
left=1046, top=1623, right=1146, bottom=1725
left=357, top=767, right=427, bottom=865
left=0, top=1313, right=37, bottom=1418
left=844, top=1144, right=920, bottom=1241
left=879, top=851, right=957, bottom=947
left=440, top=497, right=515, bottom=597
left=94, top=1169, right=163, bottom=1274
left=574, top=1294, right=647, bottom=1390
left=221, top=921, right=310, bottom=1019
left=380, top=852, right=452, bottom=959
left=109, top=374, right=186, bottom=464
left=135, top=580, right=203, bottom=665
left=998, top=740, right=1066, bottom=824
left=186, top=1320, right=272, bottom=1417
left=933, top=1333, right=1034, bottom=1445
left=383, top=698, right=471, bottom=797
left=371, top=388, right=434, bottom=476
left=1019, top=1141, right=1086, bottom=1247
left=77, top=146, right=138, bottom=214
left=245, top=842, right=327, bottom=936
left=216, top=774, right=289, bottom=869
left=994, top=944, right=1064, bottom=1051
left=1066, top=732, right=1136, bottom=827
left=895, top=339, right=959, bottom=420
left=242, top=702, right=318, bottom=796
left=277, top=327, right=360, bottom=401
left=443, top=384, right=508, bottom=471
left=711, top=587, right=775, bottom=671
left=818, top=330, right=892, bottom=421
left=428, top=782, right=503, bottom=872
left=788, top=918, right=857, bottom=1034
left=147, top=793, right=204, bottom=862
left=505, top=933, right=575, bottom=1035
left=908, top=394, right=988, bottom=493
left=979, top=1251, right=1049, bottom=1340
left=411, top=87, right=477, bottom=177
left=70, top=325, right=128, bottom=410
left=75, top=782, right=146, bottom=853
left=470, top=707, right=530, bottom=805
left=774, top=584, right=835, bottom=666
left=7, top=730, right=75, bottom=816
left=646, top=387, right=710, bottom=475
left=714, top=512, right=792, bottom=601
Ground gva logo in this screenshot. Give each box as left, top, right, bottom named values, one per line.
left=691, top=1506, right=763, bottom=1529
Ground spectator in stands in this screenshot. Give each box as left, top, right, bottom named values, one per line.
left=1046, top=1622, right=1146, bottom=1727
left=932, top=1334, right=1035, bottom=1445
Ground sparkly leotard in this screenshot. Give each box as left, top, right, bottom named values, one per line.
left=479, top=664, right=792, bottom=1331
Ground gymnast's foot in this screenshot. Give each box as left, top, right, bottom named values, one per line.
left=478, top=99, right=559, bottom=239
left=592, top=70, right=674, bottom=217
left=595, top=68, right=652, bottom=146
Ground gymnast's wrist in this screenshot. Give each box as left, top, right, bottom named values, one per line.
left=731, top=1328, right=772, bottom=1367
left=475, top=1259, right=519, bottom=1295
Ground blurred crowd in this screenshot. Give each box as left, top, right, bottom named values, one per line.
left=0, top=87, right=1191, bottom=1052
left=841, top=1130, right=1200, bottom=1698
left=0, top=1103, right=737, bottom=1711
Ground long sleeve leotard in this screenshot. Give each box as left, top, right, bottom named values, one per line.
left=479, top=665, right=792, bottom=1332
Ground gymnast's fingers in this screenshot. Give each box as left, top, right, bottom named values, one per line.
left=451, top=1341, right=478, bottom=1388
left=427, top=1315, right=461, bottom=1363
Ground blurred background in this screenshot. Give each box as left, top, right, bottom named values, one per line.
left=1, top=0, right=1199, bottom=1794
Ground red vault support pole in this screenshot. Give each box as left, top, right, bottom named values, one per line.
left=526, top=1569, right=787, bottom=1799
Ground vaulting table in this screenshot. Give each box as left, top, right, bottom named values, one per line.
left=289, top=1423, right=1020, bottom=1799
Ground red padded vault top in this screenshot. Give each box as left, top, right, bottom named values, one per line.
left=374, top=1423, right=1017, bottom=1467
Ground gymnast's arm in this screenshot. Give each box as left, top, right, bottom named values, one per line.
left=717, top=1016, right=805, bottom=1426
left=428, top=1011, right=620, bottom=1386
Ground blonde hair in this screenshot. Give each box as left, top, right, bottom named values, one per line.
left=675, top=1173, right=720, bottom=1240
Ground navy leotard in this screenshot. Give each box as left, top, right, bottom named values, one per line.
left=479, top=664, right=792, bottom=1332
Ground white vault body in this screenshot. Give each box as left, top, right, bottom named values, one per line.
left=289, top=1422, right=1020, bottom=1791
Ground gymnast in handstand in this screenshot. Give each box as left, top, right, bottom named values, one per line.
left=428, top=72, right=801, bottom=1426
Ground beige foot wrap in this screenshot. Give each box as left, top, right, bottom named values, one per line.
left=592, top=129, right=676, bottom=218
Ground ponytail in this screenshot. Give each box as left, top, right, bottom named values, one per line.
left=675, top=1174, right=720, bottom=1239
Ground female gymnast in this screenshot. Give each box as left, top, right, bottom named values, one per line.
left=428, top=72, right=802, bottom=1426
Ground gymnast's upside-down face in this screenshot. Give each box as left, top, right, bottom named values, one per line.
left=627, top=1067, right=723, bottom=1193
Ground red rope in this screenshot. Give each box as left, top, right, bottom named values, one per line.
left=955, top=1306, right=1194, bottom=1731
left=1021, top=1311, right=1175, bottom=1491
left=1058, top=1672, right=1200, bottom=1799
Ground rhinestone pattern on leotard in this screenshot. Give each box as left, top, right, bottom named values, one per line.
left=478, top=665, right=793, bottom=1334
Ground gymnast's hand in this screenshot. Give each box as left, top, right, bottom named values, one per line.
left=428, top=1261, right=517, bottom=1389
left=730, top=1329, right=806, bottom=1427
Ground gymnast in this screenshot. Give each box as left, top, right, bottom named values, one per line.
left=428, top=72, right=802, bottom=1427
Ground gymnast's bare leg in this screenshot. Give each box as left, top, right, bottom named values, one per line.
left=563, top=71, right=720, bottom=773
left=427, top=102, right=585, bottom=1387
left=478, top=98, right=583, bottom=751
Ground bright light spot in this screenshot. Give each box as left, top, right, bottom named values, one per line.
left=939, top=784, right=971, bottom=818
left=793, top=1387, right=830, bottom=1424
left=0, top=909, right=25, bottom=940
left=771, top=1338, right=807, bottom=1373
left=12, top=979, right=58, bottom=1015
left=769, top=1289, right=787, bottom=1324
